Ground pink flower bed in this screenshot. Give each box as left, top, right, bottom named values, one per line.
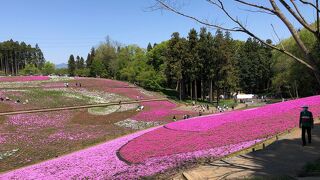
left=0, top=136, right=6, bottom=144
left=0, top=126, right=264, bottom=179
left=118, top=96, right=320, bottom=163
left=132, top=101, right=188, bottom=121
left=7, top=112, right=70, bottom=129
left=0, top=127, right=157, bottom=179
left=42, top=82, right=65, bottom=88
left=0, top=76, right=50, bottom=82
left=88, top=78, right=190, bottom=122
left=166, top=96, right=320, bottom=131
left=48, top=131, right=92, bottom=141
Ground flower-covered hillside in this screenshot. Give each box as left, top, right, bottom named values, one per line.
left=2, top=96, right=319, bottom=179
left=119, top=95, right=320, bottom=163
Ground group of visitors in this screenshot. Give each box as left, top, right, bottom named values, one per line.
left=75, top=82, right=82, bottom=87
left=192, top=103, right=210, bottom=114
left=0, top=97, right=29, bottom=105
left=216, top=104, right=229, bottom=113
left=136, top=105, right=144, bottom=112
left=183, top=114, right=192, bottom=119
left=63, top=82, right=82, bottom=88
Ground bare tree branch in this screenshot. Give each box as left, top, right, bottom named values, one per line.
left=299, top=0, right=320, bottom=12
left=207, top=0, right=317, bottom=71
left=269, top=0, right=312, bottom=54
left=238, top=7, right=275, bottom=15
left=155, top=0, right=243, bottom=32
left=271, top=23, right=286, bottom=50
left=290, top=0, right=307, bottom=23
left=279, top=0, right=317, bottom=37
left=153, top=0, right=320, bottom=83
left=233, top=0, right=276, bottom=13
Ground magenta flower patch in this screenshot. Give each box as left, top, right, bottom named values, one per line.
left=0, top=76, right=50, bottom=82
left=132, top=101, right=187, bottom=121
left=118, top=96, right=320, bottom=163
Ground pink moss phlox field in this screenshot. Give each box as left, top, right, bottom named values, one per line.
left=0, top=126, right=264, bottom=179
left=0, top=136, right=6, bottom=144
left=48, top=131, right=91, bottom=141
left=119, top=96, right=320, bottom=163
left=87, top=78, right=153, bottom=99
left=43, top=82, right=65, bottom=88
left=7, top=112, right=70, bottom=129
left=132, top=101, right=187, bottom=121
left=87, top=78, right=190, bottom=122
left=166, top=95, right=320, bottom=131
left=0, top=76, right=50, bottom=82
left=0, top=127, right=159, bottom=179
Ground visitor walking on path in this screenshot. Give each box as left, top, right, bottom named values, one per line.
left=299, top=105, right=314, bottom=146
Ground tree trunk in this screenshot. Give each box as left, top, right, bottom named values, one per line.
left=182, top=79, right=186, bottom=99
left=313, top=70, right=320, bottom=88
left=209, top=79, right=213, bottom=103
left=195, top=80, right=198, bottom=101
left=11, top=52, right=14, bottom=75
left=294, top=80, right=299, bottom=98
left=14, top=52, right=17, bottom=75
left=216, top=89, right=220, bottom=106
left=190, top=80, right=193, bottom=100
left=201, top=79, right=204, bottom=101
left=179, top=80, right=182, bottom=101
left=175, top=81, right=179, bottom=91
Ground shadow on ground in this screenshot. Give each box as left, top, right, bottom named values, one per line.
left=205, top=124, right=320, bottom=179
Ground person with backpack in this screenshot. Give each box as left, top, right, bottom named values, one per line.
left=299, top=105, right=314, bottom=146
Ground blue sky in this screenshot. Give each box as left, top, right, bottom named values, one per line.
left=0, top=0, right=316, bottom=64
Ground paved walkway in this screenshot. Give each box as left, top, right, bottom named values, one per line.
left=174, top=123, right=320, bottom=180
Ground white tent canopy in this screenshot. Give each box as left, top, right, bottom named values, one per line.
left=236, top=94, right=254, bottom=99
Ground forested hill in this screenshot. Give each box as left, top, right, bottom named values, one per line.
left=0, top=39, right=45, bottom=75
left=69, top=29, right=273, bottom=102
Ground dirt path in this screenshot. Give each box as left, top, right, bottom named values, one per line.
left=174, top=122, right=320, bottom=180
left=0, top=98, right=168, bottom=116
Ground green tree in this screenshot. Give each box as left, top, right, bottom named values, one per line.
left=165, top=32, right=189, bottom=100
left=75, top=68, right=90, bottom=77
left=90, top=59, right=107, bottom=77
left=21, top=64, right=40, bottom=75
left=79, top=57, right=85, bottom=69
left=86, top=47, right=95, bottom=68
left=147, top=41, right=168, bottom=71
left=186, top=28, right=200, bottom=100
left=93, top=40, right=117, bottom=77
left=147, top=42, right=153, bottom=52
left=42, top=61, right=55, bottom=75
left=68, top=54, right=76, bottom=76
left=55, top=68, right=68, bottom=75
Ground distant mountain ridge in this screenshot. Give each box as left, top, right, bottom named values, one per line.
left=55, top=63, right=68, bottom=69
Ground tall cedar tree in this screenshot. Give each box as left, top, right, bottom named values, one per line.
left=68, top=54, right=76, bottom=76
left=147, top=43, right=153, bottom=52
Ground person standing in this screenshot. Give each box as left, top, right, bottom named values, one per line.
left=173, top=115, right=177, bottom=121
left=299, top=105, right=314, bottom=146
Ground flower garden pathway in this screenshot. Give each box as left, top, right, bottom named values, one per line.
left=174, top=122, right=320, bottom=180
